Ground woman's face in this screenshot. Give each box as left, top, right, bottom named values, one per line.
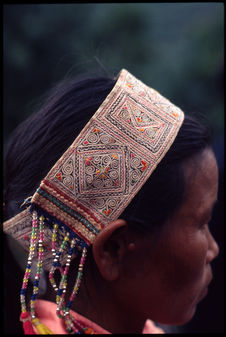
left=118, top=148, right=219, bottom=325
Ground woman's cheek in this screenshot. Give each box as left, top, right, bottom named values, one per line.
left=169, top=231, right=207, bottom=292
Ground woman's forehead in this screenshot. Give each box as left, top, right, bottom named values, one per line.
left=180, top=149, right=218, bottom=217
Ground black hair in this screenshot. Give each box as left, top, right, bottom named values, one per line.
left=4, top=74, right=212, bottom=235
left=120, top=113, right=213, bottom=234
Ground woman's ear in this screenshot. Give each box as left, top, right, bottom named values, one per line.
left=92, top=219, right=130, bottom=281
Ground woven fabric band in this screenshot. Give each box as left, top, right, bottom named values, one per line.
left=4, top=69, right=184, bottom=262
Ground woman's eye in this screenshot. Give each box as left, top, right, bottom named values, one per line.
left=199, top=215, right=211, bottom=231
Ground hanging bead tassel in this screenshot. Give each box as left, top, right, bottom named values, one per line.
left=32, top=318, right=53, bottom=334
left=56, top=233, right=76, bottom=319
left=49, top=230, right=70, bottom=308
left=20, top=210, right=39, bottom=334
left=49, top=223, right=61, bottom=293
left=62, top=246, right=88, bottom=334
left=30, top=215, right=45, bottom=321
left=20, top=312, right=36, bottom=335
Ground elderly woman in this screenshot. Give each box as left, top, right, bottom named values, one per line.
left=3, top=69, right=219, bottom=334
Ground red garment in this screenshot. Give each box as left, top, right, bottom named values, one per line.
left=34, top=299, right=164, bottom=334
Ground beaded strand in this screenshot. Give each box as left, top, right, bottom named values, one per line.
left=69, top=314, right=97, bottom=334
left=49, top=224, right=61, bottom=292
left=49, top=228, right=69, bottom=292
left=20, top=211, right=38, bottom=314
left=56, top=236, right=76, bottom=318
left=20, top=211, right=40, bottom=334
left=67, top=246, right=87, bottom=309
left=62, top=246, right=88, bottom=334
left=30, top=215, right=45, bottom=319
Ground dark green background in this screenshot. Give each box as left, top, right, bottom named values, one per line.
left=4, top=3, right=224, bottom=144
left=3, top=3, right=224, bottom=333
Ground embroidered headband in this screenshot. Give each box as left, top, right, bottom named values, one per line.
left=3, top=69, right=184, bottom=334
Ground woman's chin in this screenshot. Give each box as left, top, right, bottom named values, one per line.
left=154, top=306, right=198, bottom=327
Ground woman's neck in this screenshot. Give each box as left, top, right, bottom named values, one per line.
left=72, top=275, right=146, bottom=334
left=42, top=258, right=146, bottom=333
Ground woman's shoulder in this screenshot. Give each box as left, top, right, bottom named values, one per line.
left=35, top=299, right=165, bottom=334
left=35, top=299, right=110, bottom=334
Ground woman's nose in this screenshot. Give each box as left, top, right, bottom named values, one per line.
left=206, top=226, right=220, bottom=264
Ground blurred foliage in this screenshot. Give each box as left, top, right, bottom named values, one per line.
left=3, top=3, right=224, bottom=145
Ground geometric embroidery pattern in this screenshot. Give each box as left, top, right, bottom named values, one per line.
left=5, top=69, right=184, bottom=246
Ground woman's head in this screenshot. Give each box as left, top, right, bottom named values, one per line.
left=4, top=72, right=219, bottom=330
left=90, top=147, right=218, bottom=331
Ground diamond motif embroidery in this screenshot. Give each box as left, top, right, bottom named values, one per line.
left=80, top=151, right=123, bottom=194
left=118, top=101, right=163, bottom=140
left=106, top=90, right=175, bottom=152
